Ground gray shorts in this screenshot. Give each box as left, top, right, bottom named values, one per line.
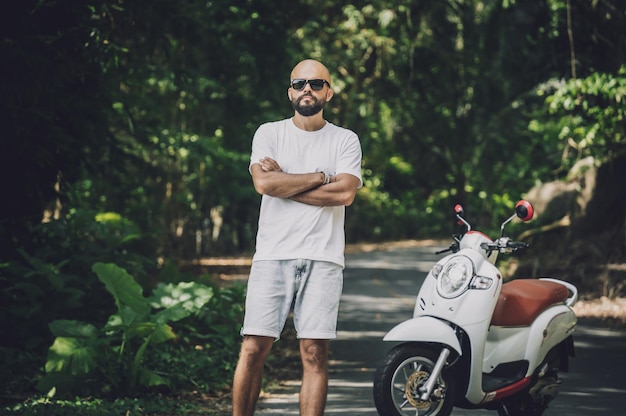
left=241, top=259, right=343, bottom=340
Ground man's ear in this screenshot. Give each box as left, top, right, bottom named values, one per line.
left=326, top=88, right=334, bottom=102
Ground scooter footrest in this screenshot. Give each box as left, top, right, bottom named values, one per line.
left=482, top=359, right=529, bottom=393
left=482, top=375, right=521, bottom=394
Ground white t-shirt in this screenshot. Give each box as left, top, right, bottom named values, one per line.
left=249, top=118, right=363, bottom=267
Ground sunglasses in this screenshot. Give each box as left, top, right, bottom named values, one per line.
left=290, top=79, right=331, bottom=91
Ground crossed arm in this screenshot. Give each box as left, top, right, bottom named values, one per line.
left=250, top=157, right=360, bottom=207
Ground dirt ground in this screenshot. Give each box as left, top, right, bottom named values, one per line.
left=572, top=297, right=626, bottom=326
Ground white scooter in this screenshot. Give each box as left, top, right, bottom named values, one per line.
left=373, top=200, right=578, bottom=416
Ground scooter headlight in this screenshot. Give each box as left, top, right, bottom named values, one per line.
left=437, top=255, right=474, bottom=298
left=469, top=275, right=493, bottom=290
left=431, top=263, right=443, bottom=278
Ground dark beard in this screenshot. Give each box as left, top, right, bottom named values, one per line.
left=292, top=95, right=324, bottom=116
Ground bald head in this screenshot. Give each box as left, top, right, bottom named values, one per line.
left=290, top=59, right=332, bottom=86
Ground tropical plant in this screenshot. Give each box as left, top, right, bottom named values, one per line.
left=36, top=263, right=213, bottom=397
left=0, top=208, right=153, bottom=351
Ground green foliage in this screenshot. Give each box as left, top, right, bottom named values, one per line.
left=291, top=1, right=570, bottom=237
left=37, top=263, right=213, bottom=397
left=4, top=0, right=626, bottom=255
left=530, top=67, right=626, bottom=171
left=146, top=283, right=245, bottom=392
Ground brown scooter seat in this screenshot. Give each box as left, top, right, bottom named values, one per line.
left=491, top=279, right=569, bottom=326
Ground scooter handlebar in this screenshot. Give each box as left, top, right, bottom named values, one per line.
left=506, top=241, right=530, bottom=249
left=480, top=239, right=529, bottom=253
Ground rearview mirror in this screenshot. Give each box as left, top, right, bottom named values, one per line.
left=515, top=200, right=534, bottom=222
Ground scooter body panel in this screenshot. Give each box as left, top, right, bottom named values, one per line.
left=383, top=316, right=462, bottom=354
left=483, top=326, right=531, bottom=373
left=524, top=304, right=577, bottom=372
left=482, top=305, right=577, bottom=378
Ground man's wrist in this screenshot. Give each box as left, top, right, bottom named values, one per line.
left=321, top=171, right=330, bottom=185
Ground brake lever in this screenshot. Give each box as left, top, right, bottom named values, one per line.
left=436, top=242, right=459, bottom=255
left=435, top=247, right=451, bottom=255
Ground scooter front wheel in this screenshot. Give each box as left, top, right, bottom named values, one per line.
left=373, top=343, right=455, bottom=416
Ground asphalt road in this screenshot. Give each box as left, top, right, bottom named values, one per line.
left=256, top=243, right=626, bottom=415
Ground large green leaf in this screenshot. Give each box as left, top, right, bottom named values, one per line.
left=92, top=262, right=149, bottom=318
left=44, top=337, right=99, bottom=375
left=150, top=282, right=213, bottom=324
left=49, top=320, right=98, bottom=338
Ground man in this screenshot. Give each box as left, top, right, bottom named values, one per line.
left=232, top=59, right=362, bottom=416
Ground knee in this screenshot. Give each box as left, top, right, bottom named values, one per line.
left=239, top=336, right=273, bottom=364
left=300, top=341, right=328, bottom=370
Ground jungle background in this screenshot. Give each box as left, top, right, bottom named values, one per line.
left=1, top=0, right=625, bottom=414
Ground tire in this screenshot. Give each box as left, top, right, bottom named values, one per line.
left=373, top=343, right=456, bottom=416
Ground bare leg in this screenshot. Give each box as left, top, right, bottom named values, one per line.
left=232, top=335, right=274, bottom=416
left=299, top=338, right=329, bottom=416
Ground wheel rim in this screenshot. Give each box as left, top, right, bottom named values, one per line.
left=390, top=355, right=447, bottom=415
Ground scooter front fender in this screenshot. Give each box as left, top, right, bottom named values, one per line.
left=383, top=316, right=462, bottom=355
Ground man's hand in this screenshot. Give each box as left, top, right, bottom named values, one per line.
left=290, top=173, right=360, bottom=207
left=258, top=157, right=282, bottom=172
